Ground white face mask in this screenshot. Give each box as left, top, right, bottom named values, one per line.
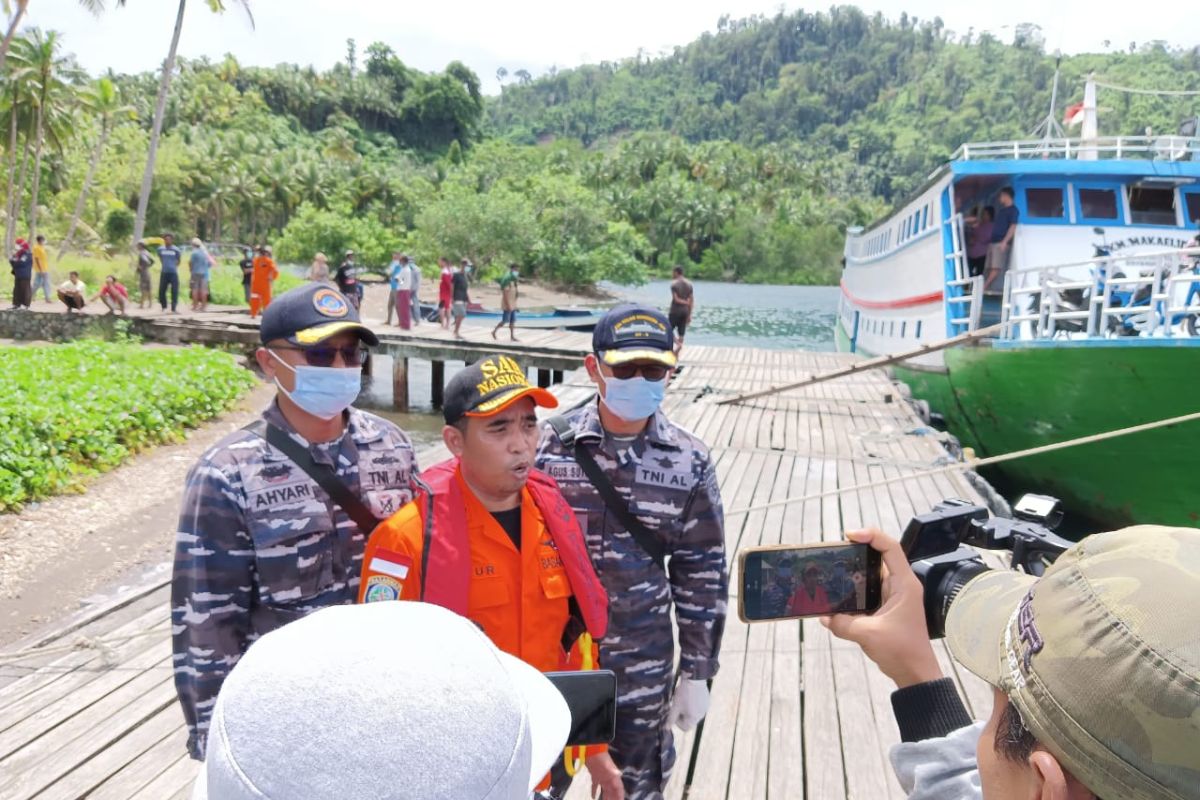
left=270, top=351, right=362, bottom=420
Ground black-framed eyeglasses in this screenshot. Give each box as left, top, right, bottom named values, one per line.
left=608, top=363, right=670, bottom=381
left=273, top=345, right=369, bottom=368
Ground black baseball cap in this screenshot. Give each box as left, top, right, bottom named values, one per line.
left=592, top=303, right=677, bottom=368
left=443, top=355, right=557, bottom=425
left=259, top=283, right=379, bottom=346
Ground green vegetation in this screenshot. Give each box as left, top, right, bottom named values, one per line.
left=4, top=8, right=1199, bottom=286
left=0, top=340, right=257, bottom=510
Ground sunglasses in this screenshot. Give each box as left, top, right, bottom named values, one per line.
left=607, top=363, right=671, bottom=381
left=273, top=345, right=369, bottom=368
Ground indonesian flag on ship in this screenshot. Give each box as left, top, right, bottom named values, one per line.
left=1063, top=102, right=1086, bottom=127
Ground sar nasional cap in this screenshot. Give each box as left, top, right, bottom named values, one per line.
left=258, top=283, right=378, bottom=347
left=592, top=304, right=677, bottom=368
left=193, top=602, right=571, bottom=800
left=945, top=525, right=1200, bottom=800
left=443, top=354, right=558, bottom=425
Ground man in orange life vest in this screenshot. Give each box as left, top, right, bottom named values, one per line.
left=359, top=355, right=625, bottom=799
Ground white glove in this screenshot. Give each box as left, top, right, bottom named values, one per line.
left=668, top=677, right=710, bottom=731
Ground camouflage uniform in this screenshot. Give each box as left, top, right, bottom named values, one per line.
left=171, top=402, right=418, bottom=759
left=535, top=398, right=727, bottom=800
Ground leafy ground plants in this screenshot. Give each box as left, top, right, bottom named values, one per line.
left=0, top=340, right=257, bottom=510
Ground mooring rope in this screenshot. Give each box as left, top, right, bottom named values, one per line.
left=1093, top=80, right=1200, bottom=98
left=726, top=409, right=1200, bottom=517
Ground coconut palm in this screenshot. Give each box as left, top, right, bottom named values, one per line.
left=1, top=58, right=33, bottom=249
left=130, top=0, right=253, bottom=247
left=59, top=75, right=135, bottom=257
left=8, top=28, right=73, bottom=241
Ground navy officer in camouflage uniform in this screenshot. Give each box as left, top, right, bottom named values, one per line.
left=172, top=283, right=419, bottom=759
left=534, top=304, right=727, bottom=799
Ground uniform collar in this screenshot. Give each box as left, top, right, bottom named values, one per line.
left=262, top=401, right=386, bottom=459
left=573, top=396, right=680, bottom=450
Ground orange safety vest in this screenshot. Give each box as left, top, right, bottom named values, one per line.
left=360, top=457, right=607, bottom=654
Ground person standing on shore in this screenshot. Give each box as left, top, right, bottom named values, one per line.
left=249, top=245, right=278, bottom=318
left=408, top=254, right=422, bottom=325
left=307, top=251, right=329, bottom=284
left=438, top=257, right=453, bottom=329
left=238, top=247, right=254, bottom=302
left=389, top=252, right=412, bottom=329
left=188, top=238, right=214, bottom=312
left=492, top=262, right=520, bottom=341
left=535, top=305, right=728, bottom=800
left=171, top=282, right=420, bottom=761
left=31, top=234, right=50, bottom=303
left=668, top=266, right=694, bottom=358
left=9, top=238, right=32, bottom=309
left=451, top=259, right=470, bottom=338
left=136, top=241, right=155, bottom=308
left=157, top=233, right=182, bottom=313
left=336, top=250, right=361, bottom=310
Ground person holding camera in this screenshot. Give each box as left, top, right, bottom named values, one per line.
left=823, top=525, right=1200, bottom=800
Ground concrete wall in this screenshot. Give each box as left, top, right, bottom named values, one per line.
left=0, top=309, right=119, bottom=341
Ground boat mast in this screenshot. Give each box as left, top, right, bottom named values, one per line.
left=1032, top=54, right=1066, bottom=147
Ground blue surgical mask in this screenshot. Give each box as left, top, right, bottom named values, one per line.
left=599, top=373, right=666, bottom=421
left=270, top=351, right=362, bottom=420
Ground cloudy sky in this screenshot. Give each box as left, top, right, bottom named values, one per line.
left=27, top=0, right=1200, bottom=93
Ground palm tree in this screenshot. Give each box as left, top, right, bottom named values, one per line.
left=59, top=75, right=134, bottom=257
left=130, top=0, right=253, bottom=247
left=9, top=28, right=72, bottom=241
left=1, top=57, right=32, bottom=250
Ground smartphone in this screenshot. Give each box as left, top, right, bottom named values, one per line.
left=545, top=670, right=618, bottom=747
left=738, top=542, right=882, bottom=622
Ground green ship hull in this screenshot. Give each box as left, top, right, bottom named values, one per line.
left=836, top=322, right=1200, bottom=528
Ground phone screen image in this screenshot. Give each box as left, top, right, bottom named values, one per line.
left=739, top=543, right=882, bottom=622
left=545, top=670, right=617, bottom=747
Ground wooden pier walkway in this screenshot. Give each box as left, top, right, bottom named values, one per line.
left=0, top=345, right=993, bottom=800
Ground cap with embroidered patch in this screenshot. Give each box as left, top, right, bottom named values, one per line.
left=258, top=283, right=378, bottom=346
left=945, top=525, right=1200, bottom=800
left=443, top=354, right=557, bottom=425
left=592, top=304, right=676, bottom=368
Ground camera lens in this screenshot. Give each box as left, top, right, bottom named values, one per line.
left=928, top=560, right=991, bottom=638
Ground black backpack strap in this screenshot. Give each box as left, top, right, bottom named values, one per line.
left=243, top=419, right=382, bottom=536
left=548, top=415, right=667, bottom=570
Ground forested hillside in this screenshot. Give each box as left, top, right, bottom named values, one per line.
left=6, top=7, right=1199, bottom=288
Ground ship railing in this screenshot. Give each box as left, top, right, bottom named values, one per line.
left=954, top=135, right=1199, bottom=162
left=1000, top=248, right=1200, bottom=340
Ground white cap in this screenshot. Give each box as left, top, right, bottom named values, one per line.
left=192, top=602, right=570, bottom=800
left=191, top=237, right=202, bottom=247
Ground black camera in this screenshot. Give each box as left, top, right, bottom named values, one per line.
left=900, top=494, right=1075, bottom=637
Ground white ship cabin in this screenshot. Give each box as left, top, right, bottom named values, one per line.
left=839, top=133, right=1200, bottom=362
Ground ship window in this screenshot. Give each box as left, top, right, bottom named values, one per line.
left=900, top=321, right=907, bottom=338
left=1026, top=187, right=1065, bottom=219
left=1079, top=188, right=1119, bottom=220
left=1184, top=193, right=1200, bottom=227
left=1128, top=186, right=1177, bottom=226
left=915, top=321, right=923, bottom=338
left=889, top=321, right=895, bottom=336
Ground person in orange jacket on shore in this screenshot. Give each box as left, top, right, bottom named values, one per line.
left=249, top=244, right=279, bottom=318
left=360, top=354, right=625, bottom=799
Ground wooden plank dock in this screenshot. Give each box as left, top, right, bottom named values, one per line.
left=0, top=344, right=993, bottom=800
